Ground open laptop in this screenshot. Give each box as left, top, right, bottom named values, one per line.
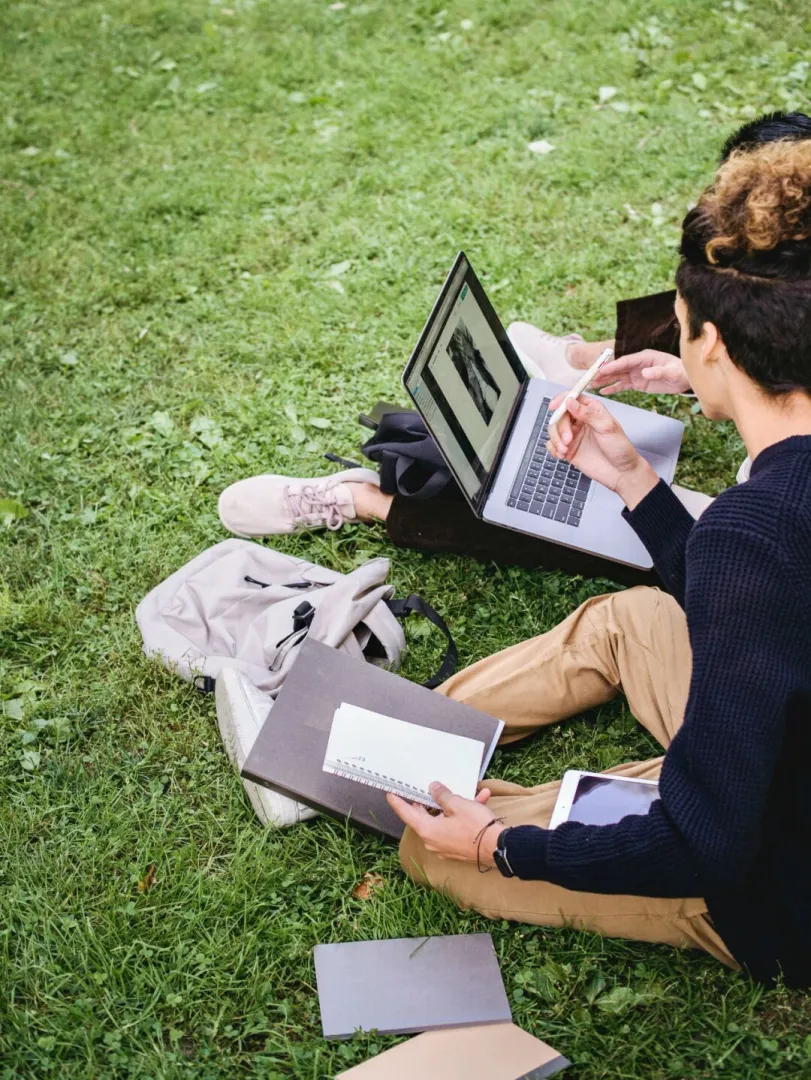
left=402, top=252, right=684, bottom=569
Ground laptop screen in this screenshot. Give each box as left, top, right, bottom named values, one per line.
left=403, top=255, right=526, bottom=507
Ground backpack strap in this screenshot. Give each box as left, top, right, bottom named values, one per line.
left=385, top=594, right=458, bottom=689
left=360, top=412, right=453, bottom=500
left=324, top=452, right=364, bottom=470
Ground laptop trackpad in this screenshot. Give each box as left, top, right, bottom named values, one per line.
left=639, top=448, right=673, bottom=480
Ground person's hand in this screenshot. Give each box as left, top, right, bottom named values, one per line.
left=386, top=782, right=499, bottom=865
left=591, top=350, right=691, bottom=396
left=547, top=394, right=659, bottom=509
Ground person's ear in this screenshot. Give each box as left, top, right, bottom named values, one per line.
left=700, top=320, right=722, bottom=362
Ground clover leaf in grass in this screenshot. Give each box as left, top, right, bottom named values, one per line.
left=20, top=749, right=41, bottom=772
left=596, top=985, right=653, bottom=1013
left=0, top=498, right=27, bottom=526
left=2, top=699, right=24, bottom=721
left=150, top=411, right=175, bottom=437
left=189, top=416, right=223, bottom=449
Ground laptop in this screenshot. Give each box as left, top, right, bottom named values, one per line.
left=402, top=252, right=684, bottom=569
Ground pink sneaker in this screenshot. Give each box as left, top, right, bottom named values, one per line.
left=218, top=467, right=380, bottom=537
left=507, top=322, right=584, bottom=387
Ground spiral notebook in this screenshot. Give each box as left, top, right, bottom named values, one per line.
left=323, top=704, right=484, bottom=807
left=241, top=638, right=504, bottom=840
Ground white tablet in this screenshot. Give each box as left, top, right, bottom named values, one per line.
left=548, top=770, right=660, bottom=829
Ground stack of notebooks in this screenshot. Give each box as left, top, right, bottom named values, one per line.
left=316, top=932, right=570, bottom=1078
left=242, top=637, right=505, bottom=839
left=242, top=638, right=571, bottom=1075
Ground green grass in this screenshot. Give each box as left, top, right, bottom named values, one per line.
left=2, top=0, right=811, bottom=1075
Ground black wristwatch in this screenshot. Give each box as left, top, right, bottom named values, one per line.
left=492, top=828, right=516, bottom=878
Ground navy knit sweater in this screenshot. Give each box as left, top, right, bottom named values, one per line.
left=505, top=435, right=811, bottom=986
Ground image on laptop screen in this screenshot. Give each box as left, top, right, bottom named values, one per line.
left=405, top=277, right=523, bottom=503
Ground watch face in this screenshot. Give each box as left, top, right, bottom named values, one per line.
left=494, top=846, right=514, bottom=878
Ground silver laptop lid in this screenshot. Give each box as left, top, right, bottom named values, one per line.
left=402, top=252, right=527, bottom=513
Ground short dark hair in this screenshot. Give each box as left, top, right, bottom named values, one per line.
left=677, top=136, right=811, bottom=396
left=720, top=111, right=811, bottom=162
left=676, top=262, right=811, bottom=395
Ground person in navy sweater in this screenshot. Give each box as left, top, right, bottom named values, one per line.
left=387, top=139, right=811, bottom=987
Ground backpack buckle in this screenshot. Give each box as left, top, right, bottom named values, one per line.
left=275, top=601, right=316, bottom=649
left=193, top=675, right=216, bottom=694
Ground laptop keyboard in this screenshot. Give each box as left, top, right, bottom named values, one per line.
left=507, top=397, right=591, bottom=528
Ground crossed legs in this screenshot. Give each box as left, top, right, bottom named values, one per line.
left=398, top=586, right=737, bottom=967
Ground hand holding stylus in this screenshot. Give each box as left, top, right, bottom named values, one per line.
left=546, top=391, right=658, bottom=510
left=547, top=347, right=615, bottom=429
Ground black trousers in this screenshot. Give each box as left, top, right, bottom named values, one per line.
left=379, top=291, right=679, bottom=588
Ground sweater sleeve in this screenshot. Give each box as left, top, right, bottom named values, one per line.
left=505, top=524, right=795, bottom=898
left=622, top=480, right=697, bottom=605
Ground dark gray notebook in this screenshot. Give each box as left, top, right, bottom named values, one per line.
left=314, top=933, right=512, bottom=1039
left=241, top=638, right=504, bottom=840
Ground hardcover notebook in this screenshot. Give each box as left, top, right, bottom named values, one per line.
left=241, top=637, right=504, bottom=840
left=323, top=703, right=484, bottom=807
left=336, top=1023, right=570, bottom=1079
left=314, top=933, right=511, bottom=1039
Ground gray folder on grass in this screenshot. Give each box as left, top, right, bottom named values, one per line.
left=314, top=933, right=512, bottom=1039
left=241, top=637, right=504, bottom=840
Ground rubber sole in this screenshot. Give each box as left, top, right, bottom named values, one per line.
left=215, top=668, right=317, bottom=828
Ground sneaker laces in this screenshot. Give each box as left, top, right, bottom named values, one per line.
left=534, top=329, right=583, bottom=346
left=529, top=329, right=583, bottom=366
left=284, top=481, right=352, bottom=530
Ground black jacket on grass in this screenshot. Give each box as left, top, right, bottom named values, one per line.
left=505, top=435, right=811, bottom=986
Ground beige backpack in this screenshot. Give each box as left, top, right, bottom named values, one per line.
left=135, top=539, right=456, bottom=695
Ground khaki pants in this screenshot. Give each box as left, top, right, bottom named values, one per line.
left=399, top=586, right=737, bottom=968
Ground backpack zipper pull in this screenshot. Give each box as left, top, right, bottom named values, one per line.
left=244, top=575, right=270, bottom=588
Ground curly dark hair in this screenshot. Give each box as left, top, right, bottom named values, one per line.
left=677, top=133, right=811, bottom=395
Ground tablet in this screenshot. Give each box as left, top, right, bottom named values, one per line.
left=548, top=770, right=660, bottom=829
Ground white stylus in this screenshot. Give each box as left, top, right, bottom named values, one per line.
left=548, top=347, right=615, bottom=429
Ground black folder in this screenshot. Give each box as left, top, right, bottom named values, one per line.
left=241, top=637, right=504, bottom=840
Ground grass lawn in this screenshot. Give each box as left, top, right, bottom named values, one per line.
left=3, top=0, right=811, bottom=1075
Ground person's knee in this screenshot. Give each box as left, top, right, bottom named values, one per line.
left=594, top=586, right=686, bottom=672
left=595, top=585, right=662, bottom=628
left=573, top=586, right=665, bottom=654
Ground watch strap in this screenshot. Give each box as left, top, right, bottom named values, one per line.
left=494, top=828, right=516, bottom=878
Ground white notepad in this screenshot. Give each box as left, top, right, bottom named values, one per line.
left=323, top=703, right=486, bottom=807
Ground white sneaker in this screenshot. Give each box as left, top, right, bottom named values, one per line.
left=218, top=467, right=380, bottom=537
left=507, top=321, right=585, bottom=386
left=215, top=667, right=318, bottom=828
